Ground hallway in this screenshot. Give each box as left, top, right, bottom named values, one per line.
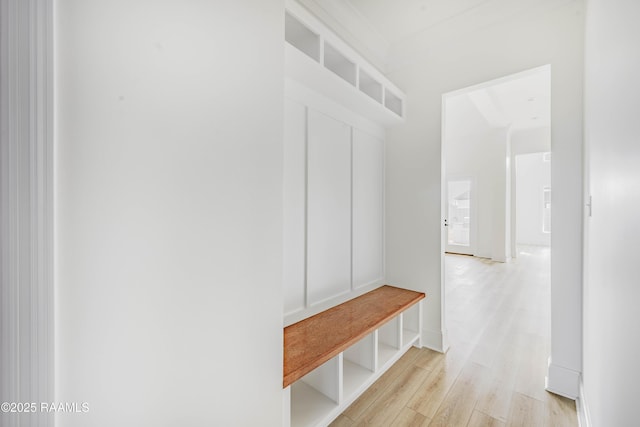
left=331, top=247, right=577, bottom=426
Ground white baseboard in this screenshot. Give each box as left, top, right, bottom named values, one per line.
left=421, top=328, right=449, bottom=353
left=282, top=387, right=291, bottom=427
left=577, top=379, right=592, bottom=427
left=545, top=358, right=580, bottom=399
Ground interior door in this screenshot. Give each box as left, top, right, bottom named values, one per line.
left=445, top=178, right=475, bottom=255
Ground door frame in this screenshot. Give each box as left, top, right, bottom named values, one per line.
left=440, top=64, right=553, bottom=357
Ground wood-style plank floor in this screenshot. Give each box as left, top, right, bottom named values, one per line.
left=330, top=246, right=577, bottom=427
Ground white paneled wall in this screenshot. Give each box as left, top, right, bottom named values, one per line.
left=283, top=100, right=307, bottom=314
left=307, top=110, right=353, bottom=306
left=283, top=95, right=385, bottom=323
left=353, top=130, right=385, bottom=288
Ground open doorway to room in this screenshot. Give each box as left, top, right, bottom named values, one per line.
left=441, top=66, right=553, bottom=389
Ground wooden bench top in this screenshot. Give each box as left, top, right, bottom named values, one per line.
left=283, top=285, right=425, bottom=388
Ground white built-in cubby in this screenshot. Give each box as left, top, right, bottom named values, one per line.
left=284, top=0, right=406, bottom=126
left=290, top=355, right=341, bottom=427
left=342, top=333, right=376, bottom=398
left=377, top=317, right=401, bottom=369
left=402, top=303, right=422, bottom=348
left=282, top=3, right=416, bottom=426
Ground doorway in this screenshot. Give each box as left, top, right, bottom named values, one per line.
left=441, top=65, right=551, bottom=349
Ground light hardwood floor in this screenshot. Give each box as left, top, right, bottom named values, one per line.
left=330, top=246, right=577, bottom=427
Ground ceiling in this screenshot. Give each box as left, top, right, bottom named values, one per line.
left=346, top=0, right=489, bottom=44
left=344, top=0, right=573, bottom=47
left=483, top=69, right=551, bottom=131
left=445, top=67, right=551, bottom=138
left=297, top=0, right=574, bottom=70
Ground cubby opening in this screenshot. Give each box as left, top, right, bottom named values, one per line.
left=343, top=333, right=376, bottom=398
left=384, top=89, right=403, bottom=116
left=377, top=318, right=400, bottom=369
left=290, top=355, right=340, bottom=427
left=402, top=304, right=421, bottom=348
left=358, top=69, right=383, bottom=103
left=285, top=12, right=321, bottom=62
left=323, top=42, right=357, bottom=86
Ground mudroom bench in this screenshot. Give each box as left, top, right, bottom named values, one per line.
left=283, top=285, right=425, bottom=427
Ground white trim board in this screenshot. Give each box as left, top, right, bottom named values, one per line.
left=441, top=64, right=551, bottom=101
left=421, top=328, right=449, bottom=353
left=0, top=1, right=54, bottom=425
left=545, top=358, right=580, bottom=399
left=285, top=78, right=385, bottom=140
left=577, top=379, right=592, bottom=427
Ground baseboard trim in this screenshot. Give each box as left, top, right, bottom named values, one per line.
left=545, top=358, right=580, bottom=399
left=421, top=328, right=449, bottom=353
left=577, top=379, right=592, bottom=427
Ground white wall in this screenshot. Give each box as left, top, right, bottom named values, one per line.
left=385, top=0, right=584, bottom=394
left=55, top=1, right=284, bottom=426
left=583, top=0, right=640, bottom=425
left=510, top=127, right=551, bottom=256
left=516, top=153, right=551, bottom=246
left=445, top=125, right=510, bottom=261
left=511, top=126, right=551, bottom=155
